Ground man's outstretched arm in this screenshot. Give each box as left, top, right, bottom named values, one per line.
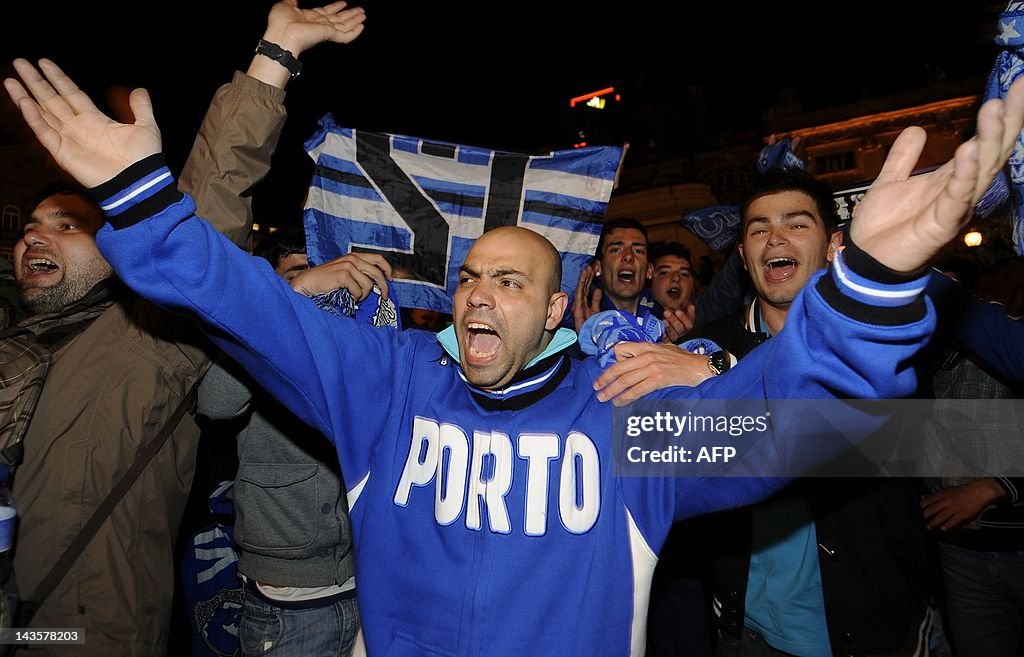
left=927, top=270, right=1024, bottom=381
left=600, top=87, right=1024, bottom=520
left=2, top=58, right=405, bottom=467
left=594, top=81, right=1024, bottom=405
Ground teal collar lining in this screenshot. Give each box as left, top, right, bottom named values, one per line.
left=437, top=326, right=577, bottom=368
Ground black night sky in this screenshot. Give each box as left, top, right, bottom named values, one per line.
left=1, top=1, right=1001, bottom=224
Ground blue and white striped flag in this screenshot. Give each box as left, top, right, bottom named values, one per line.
left=303, top=114, right=622, bottom=313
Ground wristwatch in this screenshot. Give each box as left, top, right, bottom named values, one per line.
left=706, top=351, right=728, bottom=376
left=255, top=39, right=302, bottom=79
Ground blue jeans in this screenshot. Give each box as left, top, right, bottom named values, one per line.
left=239, top=585, right=359, bottom=657
left=939, top=542, right=1024, bottom=657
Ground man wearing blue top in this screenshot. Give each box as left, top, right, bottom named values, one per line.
left=571, top=218, right=747, bottom=343
left=631, top=168, right=933, bottom=657
left=572, top=218, right=659, bottom=328
left=6, top=57, right=1024, bottom=657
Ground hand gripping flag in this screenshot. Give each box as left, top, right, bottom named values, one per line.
left=303, top=114, right=623, bottom=313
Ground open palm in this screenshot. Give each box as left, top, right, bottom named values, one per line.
left=3, top=58, right=160, bottom=188
left=851, top=78, right=1024, bottom=273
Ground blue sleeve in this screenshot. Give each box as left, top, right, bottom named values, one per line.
left=91, top=155, right=405, bottom=479
left=928, top=270, right=1024, bottom=381
left=624, top=240, right=934, bottom=524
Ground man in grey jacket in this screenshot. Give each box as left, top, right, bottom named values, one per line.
left=147, top=2, right=368, bottom=655
left=198, top=224, right=392, bottom=657
left=185, top=3, right=382, bottom=655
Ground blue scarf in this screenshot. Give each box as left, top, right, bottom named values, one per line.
left=977, top=2, right=1024, bottom=255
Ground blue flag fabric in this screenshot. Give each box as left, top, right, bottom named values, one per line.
left=977, top=1, right=1024, bottom=255
left=680, top=204, right=745, bottom=251
left=181, top=480, right=242, bottom=657
left=578, top=310, right=666, bottom=367
left=756, top=137, right=806, bottom=172
left=578, top=310, right=730, bottom=375
left=303, top=114, right=623, bottom=313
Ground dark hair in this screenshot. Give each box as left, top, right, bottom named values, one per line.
left=650, top=241, right=692, bottom=264
left=31, top=184, right=100, bottom=215
left=253, top=224, right=307, bottom=267
left=738, top=168, right=840, bottom=235
left=596, top=217, right=649, bottom=257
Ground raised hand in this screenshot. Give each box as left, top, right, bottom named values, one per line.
left=572, top=265, right=602, bottom=331
left=290, top=252, right=392, bottom=302
left=661, top=303, right=696, bottom=343
left=4, top=58, right=160, bottom=188
left=265, top=0, right=366, bottom=57
left=850, top=77, right=1024, bottom=273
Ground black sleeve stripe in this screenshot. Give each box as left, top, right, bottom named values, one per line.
left=88, top=154, right=184, bottom=229
left=816, top=274, right=928, bottom=326
left=841, top=226, right=928, bottom=284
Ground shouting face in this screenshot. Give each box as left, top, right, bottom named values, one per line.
left=650, top=254, right=695, bottom=311
left=738, top=190, right=833, bottom=312
left=452, top=227, right=567, bottom=390
left=14, top=192, right=112, bottom=315
left=594, top=227, right=651, bottom=312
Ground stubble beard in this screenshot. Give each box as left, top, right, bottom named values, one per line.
left=20, top=256, right=113, bottom=315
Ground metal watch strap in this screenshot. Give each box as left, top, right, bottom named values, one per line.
left=255, top=38, right=302, bottom=79
left=706, top=351, right=727, bottom=376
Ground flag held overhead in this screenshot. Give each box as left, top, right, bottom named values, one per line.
left=303, top=114, right=622, bottom=313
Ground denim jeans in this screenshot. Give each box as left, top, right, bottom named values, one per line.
left=239, top=585, right=359, bottom=657
left=939, top=542, right=1024, bottom=657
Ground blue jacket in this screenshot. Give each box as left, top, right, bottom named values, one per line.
left=927, top=270, right=1024, bottom=381
left=93, top=156, right=934, bottom=657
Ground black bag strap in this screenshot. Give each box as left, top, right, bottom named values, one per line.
left=17, top=384, right=198, bottom=626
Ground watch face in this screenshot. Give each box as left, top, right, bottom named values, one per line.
left=709, top=351, right=728, bottom=375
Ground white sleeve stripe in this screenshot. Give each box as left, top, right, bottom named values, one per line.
left=996, top=475, right=1018, bottom=502
left=833, top=254, right=925, bottom=300
left=101, top=170, right=173, bottom=212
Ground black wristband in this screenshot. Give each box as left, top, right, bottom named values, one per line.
left=841, top=224, right=925, bottom=284
left=255, top=39, right=302, bottom=79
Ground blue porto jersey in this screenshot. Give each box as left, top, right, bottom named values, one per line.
left=94, top=157, right=933, bottom=656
